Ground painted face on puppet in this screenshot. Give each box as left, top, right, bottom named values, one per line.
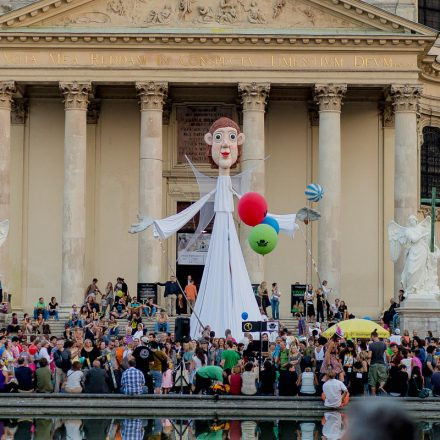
left=205, top=125, right=245, bottom=172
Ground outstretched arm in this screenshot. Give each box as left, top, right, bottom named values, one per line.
left=129, top=188, right=216, bottom=240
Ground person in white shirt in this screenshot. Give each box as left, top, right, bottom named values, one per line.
left=322, top=412, right=345, bottom=440
left=389, top=328, right=402, bottom=345
left=64, top=361, right=84, bottom=394
left=322, top=280, right=332, bottom=320
left=322, top=370, right=349, bottom=408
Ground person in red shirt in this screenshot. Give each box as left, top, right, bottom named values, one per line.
left=229, top=365, right=242, bottom=395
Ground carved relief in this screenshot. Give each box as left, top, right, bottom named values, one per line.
left=43, top=0, right=366, bottom=29
left=146, top=5, right=173, bottom=24
left=196, top=5, right=215, bottom=22
left=178, top=0, right=196, bottom=20
left=242, top=1, right=266, bottom=24
left=107, top=0, right=127, bottom=16
left=217, top=0, right=238, bottom=24
left=64, top=12, right=111, bottom=24
left=273, top=0, right=285, bottom=19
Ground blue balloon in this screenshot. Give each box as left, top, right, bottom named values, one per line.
left=241, top=312, right=248, bottom=320
left=363, top=316, right=372, bottom=321
left=305, top=183, right=324, bottom=202
left=261, top=216, right=280, bottom=234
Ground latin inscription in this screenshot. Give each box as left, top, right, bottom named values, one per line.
left=176, top=105, right=234, bottom=164
left=0, top=50, right=418, bottom=71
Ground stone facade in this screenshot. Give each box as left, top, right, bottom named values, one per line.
left=0, top=0, right=439, bottom=321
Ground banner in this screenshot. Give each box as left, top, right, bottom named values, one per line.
left=137, top=283, right=158, bottom=303
left=291, top=284, right=306, bottom=314
left=177, top=232, right=211, bottom=265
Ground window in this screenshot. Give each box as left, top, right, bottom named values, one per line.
left=421, top=126, right=440, bottom=199
left=419, top=0, right=440, bottom=30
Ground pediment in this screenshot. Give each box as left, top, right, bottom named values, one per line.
left=0, top=0, right=436, bottom=37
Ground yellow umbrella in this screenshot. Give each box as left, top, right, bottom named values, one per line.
left=322, top=319, right=390, bottom=339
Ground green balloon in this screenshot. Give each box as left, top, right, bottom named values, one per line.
left=248, top=224, right=278, bottom=255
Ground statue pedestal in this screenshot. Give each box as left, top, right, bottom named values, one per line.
left=398, top=294, right=440, bottom=337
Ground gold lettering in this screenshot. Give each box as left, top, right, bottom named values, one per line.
left=354, top=56, right=364, bottom=67
left=383, top=57, right=393, bottom=68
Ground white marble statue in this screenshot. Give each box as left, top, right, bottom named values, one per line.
left=388, top=215, right=440, bottom=295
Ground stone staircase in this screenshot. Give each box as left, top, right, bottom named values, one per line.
left=1, top=312, right=300, bottom=338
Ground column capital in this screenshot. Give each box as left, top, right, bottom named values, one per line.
left=314, top=84, right=347, bottom=112
left=238, top=82, right=270, bottom=112
left=390, top=84, right=422, bottom=112
left=136, top=81, right=168, bottom=111
left=0, top=81, right=16, bottom=111
left=59, top=81, right=92, bottom=110
left=11, top=98, right=28, bottom=124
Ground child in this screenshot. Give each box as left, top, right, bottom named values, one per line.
left=322, top=369, right=350, bottom=409
left=161, top=362, right=174, bottom=394
left=229, top=365, right=242, bottom=395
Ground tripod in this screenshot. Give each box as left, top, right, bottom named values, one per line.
left=174, top=358, right=190, bottom=394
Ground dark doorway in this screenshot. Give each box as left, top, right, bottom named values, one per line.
left=175, top=201, right=213, bottom=313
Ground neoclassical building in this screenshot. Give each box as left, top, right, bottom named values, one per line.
left=0, top=0, right=439, bottom=318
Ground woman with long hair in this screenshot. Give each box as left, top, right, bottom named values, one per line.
left=258, top=281, right=270, bottom=316
left=408, top=365, right=424, bottom=397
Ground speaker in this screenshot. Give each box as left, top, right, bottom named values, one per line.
left=175, top=317, right=190, bottom=343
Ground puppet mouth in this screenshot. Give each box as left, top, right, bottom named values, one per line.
left=221, top=152, right=230, bottom=157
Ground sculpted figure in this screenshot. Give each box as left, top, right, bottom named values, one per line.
left=388, top=215, right=440, bottom=295
left=130, top=117, right=297, bottom=338
left=245, top=1, right=266, bottom=24
left=218, top=0, right=238, bottom=23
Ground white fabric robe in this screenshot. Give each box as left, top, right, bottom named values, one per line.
left=152, top=175, right=297, bottom=340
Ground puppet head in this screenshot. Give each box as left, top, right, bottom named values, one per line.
left=205, top=117, right=245, bottom=173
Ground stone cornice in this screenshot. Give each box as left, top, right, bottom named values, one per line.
left=389, top=84, right=422, bottom=112
left=59, top=80, right=91, bottom=109
left=238, top=82, right=270, bottom=112
left=0, top=33, right=434, bottom=51
left=0, top=80, right=15, bottom=110
left=136, top=81, right=168, bottom=111
left=314, top=83, right=347, bottom=111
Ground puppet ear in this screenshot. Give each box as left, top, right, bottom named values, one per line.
left=204, top=132, right=213, bottom=145
left=237, top=133, right=245, bottom=146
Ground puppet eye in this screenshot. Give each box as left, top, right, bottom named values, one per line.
left=214, top=133, right=222, bottom=141
left=229, top=132, right=236, bottom=141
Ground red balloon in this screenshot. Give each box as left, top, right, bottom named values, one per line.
left=238, top=192, right=268, bottom=226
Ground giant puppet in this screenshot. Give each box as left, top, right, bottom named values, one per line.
left=130, top=117, right=297, bottom=338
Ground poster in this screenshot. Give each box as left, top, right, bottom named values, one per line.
left=177, top=232, right=211, bottom=265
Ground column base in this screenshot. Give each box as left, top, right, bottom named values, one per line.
left=398, top=293, right=440, bottom=336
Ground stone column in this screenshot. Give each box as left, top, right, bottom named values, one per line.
left=59, top=81, right=91, bottom=308
left=135, top=81, right=168, bottom=284
left=238, top=82, right=270, bottom=284
left=390, top=84, right=422, bottom=295
left=0, top=81, right=15, bottom=292
left=314, top=84, right=347, bottom=296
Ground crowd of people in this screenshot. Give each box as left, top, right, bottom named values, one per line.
left=0, top=276, right=439, bottom=406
